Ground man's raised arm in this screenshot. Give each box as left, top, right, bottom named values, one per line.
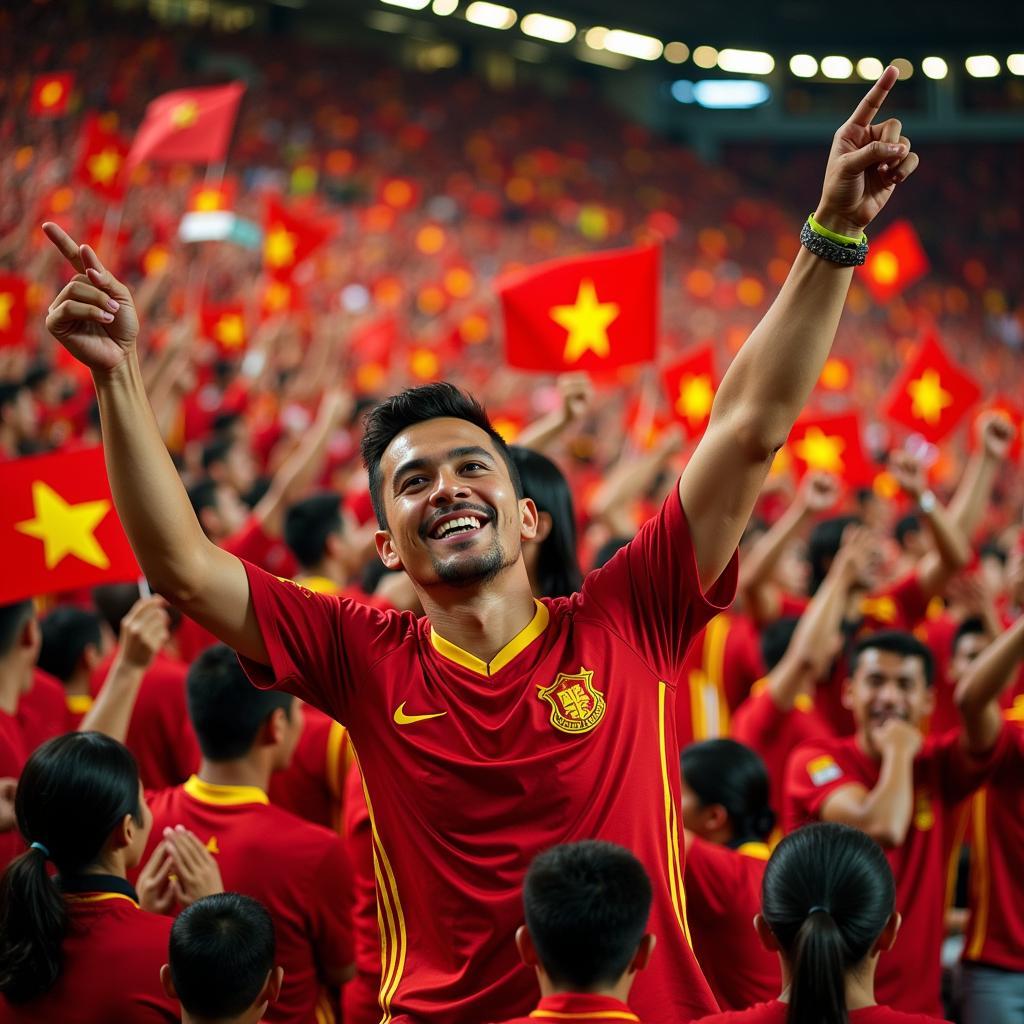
left=680, top=66, right=918, bottom=591
left=42, top=223, right=268, bottom=665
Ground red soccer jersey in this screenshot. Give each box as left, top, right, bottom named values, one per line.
left=90, top=650, right=199, bottom=790
left=782, top=731, right=1004, bottom=1016
left=695, top=999, right=949, bottom=1023
left=141, top=777, right=354, bottom=1024
left=240, top=489, right=737, bottom=1024
left=962, top=711, right=1024, bottom=971
left=18, top=669, right=68, bottom=749
left=0, top=884, right=178, bottom=1023
left=493, top=993, right=643, bottom=1024
left=222, top=513, right=297, bottom=578
left=684, top=838, right=779, bottom=1011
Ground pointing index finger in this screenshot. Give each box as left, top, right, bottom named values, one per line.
left=848, top=65, right=899, bottom=127
left=42, top=222, right=86, bottom=275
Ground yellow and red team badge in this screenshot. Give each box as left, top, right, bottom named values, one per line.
left=537, top=667, right=606, bottom=735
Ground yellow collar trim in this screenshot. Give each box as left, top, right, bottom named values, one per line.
left=66, top=694, right=94, bottom=714
left=183, top=775, right=269, bottom=807
left=430, top=600, right=549, bottom=677
left=296, top=574, right=340, bottom=595
left=737, top=841, right=771, bottom=861
left=529, top=1013, right=639, bottom=1022
left=65, top=892, right=139, bottom=909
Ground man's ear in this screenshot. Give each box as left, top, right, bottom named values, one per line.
left=754, top=914, right=780, bottom=953
left=840, top=677, right=855, bottom=711
left=376, top=531, right=403, bottom=571
left=111, top=811, right=135, bottom=852
left=702, top=803, right=730, bottom=835
left=82, top=643, right=101, bottom=673
left=532, top=511, right=554, bottom=544
left=629, top=933, right=656, bottom=973
left=260, top=707, right=287, bottom=749
left=258, top=966, right=284, bottom=1006
left=519, top=498, right=539, bottom=542
left=872, top=911, right=901, bottom=954
left=159, top=964, right=177, bottom=1000
left=515, top=925, right=539, bottom=968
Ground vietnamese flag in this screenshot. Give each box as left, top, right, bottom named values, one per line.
left=0, top=447, right=138, bottom=603
left=74, top=114, right=130, bottom=201
left=884, top=333, right=981, bottom=443
left=499, top=246, right=660, bottom=373
left=187, top=177, right=238, bottom=213
left=350, top=316, right=397, bottom=393
left=28, top=72, right=74, bottom=117
left=263, top=197, right=331, bottom=281
left=126, top=82, right=245, bottom=169
left=662, top=345, right=717, bottom=438
left=0, top=275, right=28, bottom=349
left=788, top=412, right=874, bottom=485
left=860, top=220, right=929, bottom=303
left=201, top=303, right=247, bottom=355
left=259, top=278, right=303, bottom=320
left=818, top=357, right=853, bottom=393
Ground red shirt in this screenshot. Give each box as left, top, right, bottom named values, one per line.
left=782, top=731, right=1004, bottom=1016
left=0, top=712, right=30, bottom=870
left=0, top=887, right=177, bottom=1023
left=962, top=709, right=1024, bottom=971
left=142, top=777, right=354, bottom=1024
left=684, top=838, right=779, bottom=1011
left=90, top=650, right=199, bottom=790
left=18, top=670, right=68, bottom=749
left=222, top=513, right=297, bottom=579
left=240, top=489, right=737, bottom=1024
left=695, top=999, right=949, bottom=1023
left=493, top=993, right=642, bottom=1023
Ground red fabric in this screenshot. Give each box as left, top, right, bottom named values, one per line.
left=860, top=220, right=930, bottom=304
left=0, top=274, right=28, bottom=349
left=263, top=196, right=332, bottom=281
left=0, top=712, right=31, bottom=870
left=74, top=113, right=129, bottom=201
left=696, top=999, right=948, bottom=1024
left=492, top=993, right=642, bottom=1024
left=684, top=838, right=779, bottom=1011
left=222, top=513, right=297, bottom=578
left=28, top=72, right=74, bottom=118
left=783, top=730, right=1006, bottom=1016
left=238, top=488, right=737, bottom=1024
left=200, top=303, right=247, bottom=356
left=0, top=894, right=177, bottom=1022
left=786, top=411, right=874, bottom=486
left=19, top=669, right=70, bottom=749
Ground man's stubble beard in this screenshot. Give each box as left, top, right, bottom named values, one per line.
left=432, top=533, right=519, bottom=588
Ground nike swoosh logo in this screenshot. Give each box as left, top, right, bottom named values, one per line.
left=393, top=702, right=448, bottom=726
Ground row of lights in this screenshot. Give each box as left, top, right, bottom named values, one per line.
left=382, top=1, right=1024, bottom=80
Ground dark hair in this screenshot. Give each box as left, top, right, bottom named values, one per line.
left=38, top=608, right=103, bottom=683
left=849, top=629, right=934, bottom=687
left=591, top=536, right=630, bottom=571
left=187, top=645, right=293, bottom=761
left=0, top=380, right=26, bottom=415
left=509, top=447, right=581, bottom=598
left=680, top=739, right=776, bottom=845
left=761, top=616, right=800, bottom=673
left=360, top=383, right=523, bottom=529
left=0, top=600, right=34, bottom=658
left=807, top=515, right=861, bottom=595
left=893, top=514, right=921, bottom=549
left=523, top=840, right=651, bottom=990
left=169, top=893, right=276, bottom=1018
left=978, top=541, right=1008, bottom=567
left=211, top=410, right=243, bottom=436
left=761, top=822, right=896, bottom=1024
left=0, top=733, right=142, bottom=1002
left=284, top=492, right=343, bottom=570
left=201, top=435, right=235, bottom=473
left=186, top=478, right=221, bottom=520
left=92, top=583, right=181, bottom=637
left=953, top=617, right=988, bottom=657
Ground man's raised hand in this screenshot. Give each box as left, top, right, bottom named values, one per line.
left=815, top=66, right=920, bottom=239
left=42, top=222, right=139, bottom=372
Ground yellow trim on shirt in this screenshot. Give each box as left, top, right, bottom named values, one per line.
left=704, top=613, right=730, bottom=736
left=429, top=599, right=549, bottom=676
left=966, top=789, right=991, bottom=960
left=529, top=1012, right=640, bottom=1022
left=737, top=841, right=771, bottom=861
left=66, top=694, right=93, bottom=715
left=183, top=775, right=270, bottom=807
left=326, top=721, right=349, bottom=803
left=295, top=575, right=341, bottom=595
left=65, top=892, right=140, bottom=909
left=658, top=682, right=692, bottom=946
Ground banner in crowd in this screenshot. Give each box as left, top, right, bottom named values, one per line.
left=860, top=219, right=929, bottom=303
left=786, top=411, right=874, bottom=485
left=662, top=345, right=717, bottom=438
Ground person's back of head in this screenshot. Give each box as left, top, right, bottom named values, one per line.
left=38, top=607, right=103, bottom=683
left=807, top=515, right=861, bottom=595
left=284, top=491, right=343, bottom=571
left=162, top=893, right=282, bottom=1024
left=0, top=599, right=36, bottom=663
left=758, top=822, right=899, bottom=1024
left=519, top=840, right=654, bottom=996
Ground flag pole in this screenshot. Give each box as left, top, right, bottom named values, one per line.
left=98, top=201, right=124, bottom=265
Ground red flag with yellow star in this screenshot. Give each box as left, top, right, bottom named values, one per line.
left=28, top=72, right=74, bottom=118
left=817, top=356, right=853, bottom=394
left=187, top=177, right=238, bottom=213
left=0, top=275, right=28, bottom=349
left=498, top=246, right=659, bottom=373
left=263, top=197, right=331, bottom=282
left=201, top=303, right=248, bottom=356
left=259, top=278, right=303, bottom=320
left=350, top=316, right=397, bottom=394
left=787, top=412, right=874, bottom=485
left=884, top=333, right=981, bottom=443
left=126, top=82, right=245, bottom=169
left=74, top=114, right=129, bottom=202
left=859, top=220, right=929, bottom=304
left=0, top=447, right=138, bottom=603
left=662, top=345, right=717, bottom=438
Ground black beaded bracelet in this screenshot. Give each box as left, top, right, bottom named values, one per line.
left=799, top=220, right=869, bottom=266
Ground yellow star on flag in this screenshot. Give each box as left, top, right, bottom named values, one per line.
left=870, top=250, right=900, bottom=285
left=40, top=81, right=64, bottom=108
left=15, top=481, right=111, bottom=570
left=907, top=368, right=953, bottom=425
left=550, top=279, right=620, bottom=364
left=194, top=188, right=224, bottom=212
left=410, top=348, right=439, bottom=381
left=675, top=374, right=714, bottom=425
left=794, top=426, right=846, bottom=474
left=214, top=314, right=245, bottom=349
left=171, top=100, right=199, bottom=129
left=264, top=225, right=297, bottom=268
left=0, top=292, right=13, bottom=330
left=263, top=281, right=291, bottom=313
left=87, top=147, right=122, bottom=186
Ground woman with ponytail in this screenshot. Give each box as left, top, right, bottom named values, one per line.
left=681, top=738, right=781, bottom=1010
left=696, top=822, right=948, bottom=1023
left=0, top=732, right=216, bottom=1022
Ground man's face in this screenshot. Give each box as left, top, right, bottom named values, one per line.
left=376, top=417, right=536, bottom=590
left=224, top=440, right=257, bottom=496
left=949, top=631, right=990, bottom=684
left=844, top=647, right=934, bottom=733
left=213, top=484, right=248, bottom=539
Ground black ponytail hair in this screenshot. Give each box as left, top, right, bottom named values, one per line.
left=761, top=822, right=896, bottom=1024
left=0, top=732, right=143, bottom=1003
left=680, top=738, right=776, bottom=845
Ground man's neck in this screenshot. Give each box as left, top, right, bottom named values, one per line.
left=198, top=757, right=271, bottom=793
left=538, top=975, right=633, bottom=1006
left=0, top=661, right=28, bottom=717
left=64, top=670, right=92, bottom=697
left=777, top=959, right=877, bottom=1010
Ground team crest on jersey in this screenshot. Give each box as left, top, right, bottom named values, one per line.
left=537, top=667, right=606, bottom=735
left=913, top=788, right=935, bottom=831
left=807, top=754, right=843, bottom=787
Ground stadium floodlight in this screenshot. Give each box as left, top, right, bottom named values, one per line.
left=717, top=49, right=775, bottom=75
left=602, top=29, right=663, bottom=61
left=921, top=56, right=948, bottom=79
left=664, top=42, right=689, bottom=64
left=465, top=1, right=517, bottom=28
left=1008, top=54, right=1024, bottom=75
left=432, top=0, right=458, bottom=14
left=891, top=57, right=913, bottom=78
left=856, top=57, right=883, bottom=79
left=692, top=45, right=718, bottom=69
left=789, top=54, right=817, bottom=78
left=521, top=13, right=576, bottom=43
left=381, top=0, right=430, bottom=9
left=965, top=55, right=1000, bottom=77
left=692, top=80, right=771, bottom=108
left=583, top=26, right=607, bottom=48
left=821, top=55, right=853, bottom=79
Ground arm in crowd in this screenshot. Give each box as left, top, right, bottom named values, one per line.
left=679, top=68, right=918, bottom=590
left=515, top=373, right=593, bottom=454
left=948, top=413, right=1016, bottom=542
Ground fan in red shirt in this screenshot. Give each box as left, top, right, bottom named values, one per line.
left=694, top=822, right=949, bottom=1024
left=42, top=74, right=920, bottom=1021
left=490, top=841, right=655, bottom=1024
left=37, top=607, right=105, bottom=728
left=782, top=630, right=1011, bottom=1016
left=680, top=739, right=779, bottom=1010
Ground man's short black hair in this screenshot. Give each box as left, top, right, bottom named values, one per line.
left=0, top=381, right=26, bottom=416
left=284, top=492, right=343, bottom=570
left=849, top=629, right=934, bottom=687
left=807, top=514, right=861, bottom=594
left=38, top=607, right=102, bottom=682
left=186, top=645, right=293, bottom=761
left=979, top=541, right=1008, bottom=567
left=202, top=436, right=235, bottom=473
left=761, top=616, right=800, bottom=673
left=360, top=382, right=523, bottom=529
left=523, top=840, right=651, bottom=990
left=186, top=478, right=221, bottom=519
left=953, top=616, right=988, bottom=657
left=169, top=893, right=276, bottom=1018
left=0, top=601, right=34, bottom=659
left=893, top=513, right=922, bottom=549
